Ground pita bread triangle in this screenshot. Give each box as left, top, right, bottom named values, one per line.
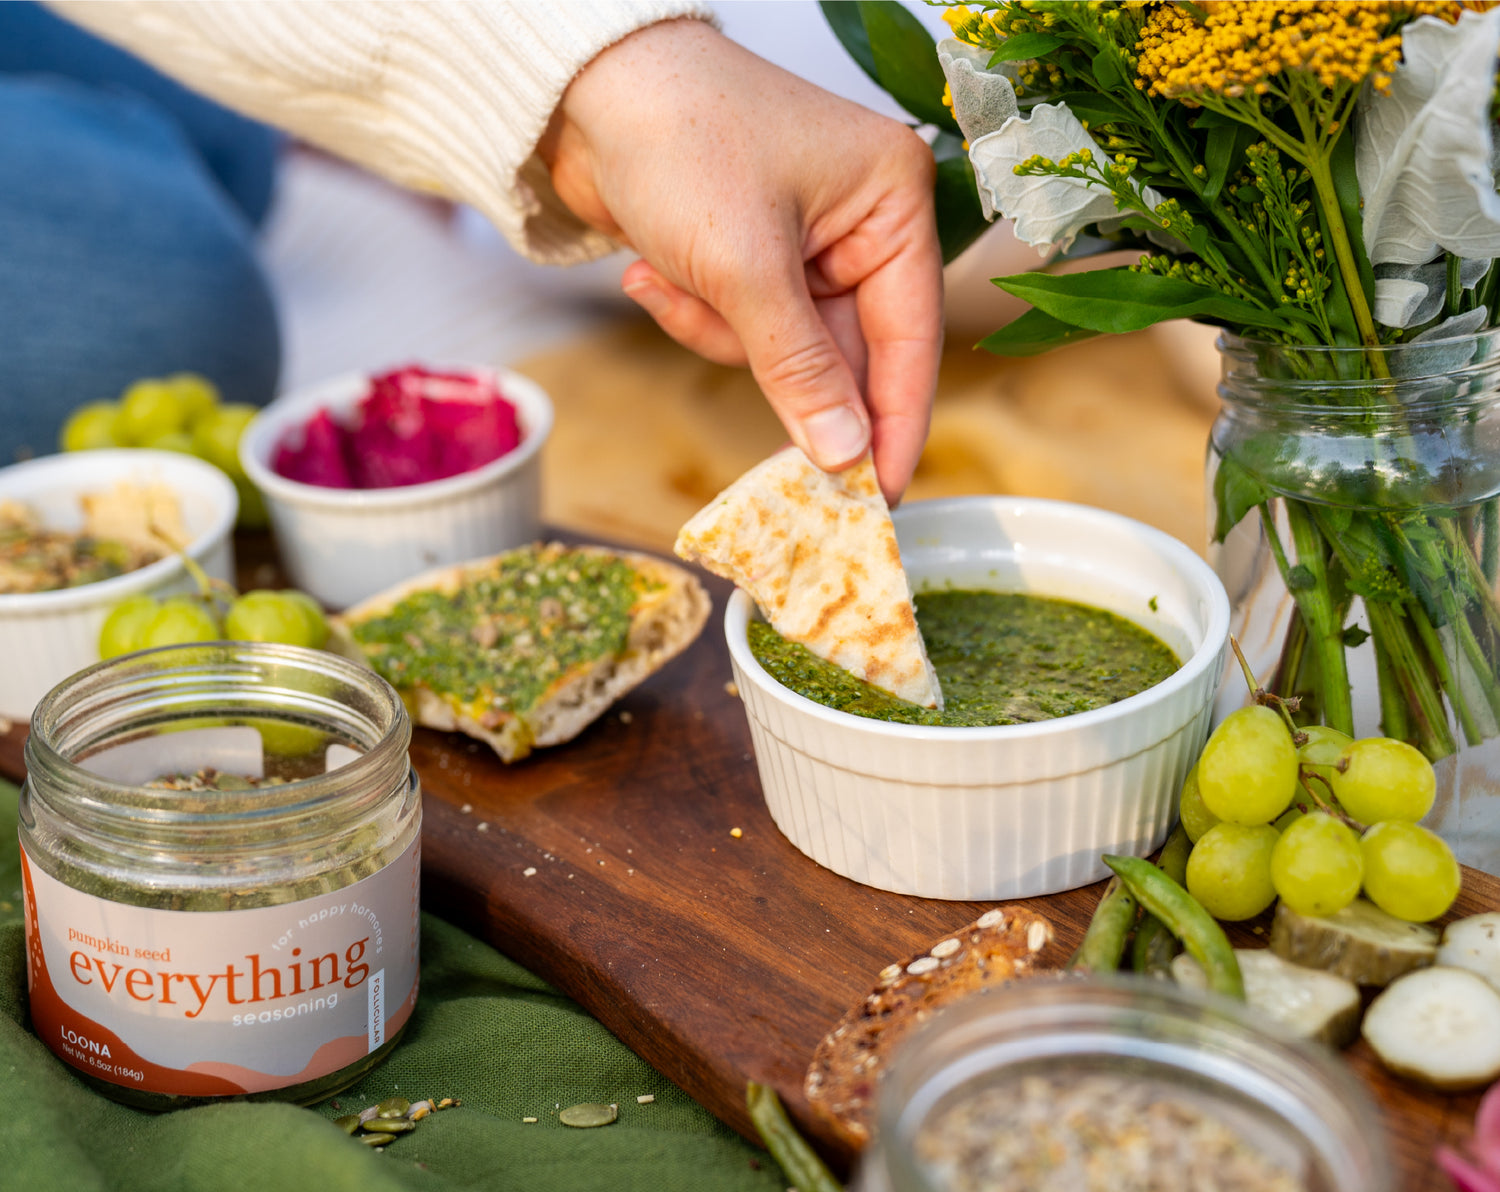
left=674, top=447, right=943, bottom=709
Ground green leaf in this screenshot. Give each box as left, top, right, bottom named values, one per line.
left=1286, top=564, right=1317, bottom=592
left=1202, top=122, right=1258, bottom=204
left=1051, top=93, right=1135, bottom=128
left=992, top=269, right=1304, bottom=335
left=988, top=33, right=1064, bottom=64
left=1341, top=624, right=1371, bottom=648
left=863, top=2, right=962, bottom=133
left=934, top=153, right=991, bottom=264
left=1091, top=48, right=1125, bottom=92
left=976, top=306, right=1100, bottom=357
left=1213, top=457, right=1270, bottom=543
left=819, top=1, right=878, bottom=82
left=1329, top=127, right=1375, bottom=308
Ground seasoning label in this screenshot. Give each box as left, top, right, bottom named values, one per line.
left=20, top=836, right=420, bottom=1096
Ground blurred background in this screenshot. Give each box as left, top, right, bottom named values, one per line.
left=26, top=0, right=1225, bottom=555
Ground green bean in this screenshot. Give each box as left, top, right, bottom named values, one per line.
left=746, top=1081, right=843, bottom=1192
left=1068, top=875, right=1137, bottom=973
left=1102, top=854, right=1244, bottom=1000
left=1130, top=826, right=1192, bottom=976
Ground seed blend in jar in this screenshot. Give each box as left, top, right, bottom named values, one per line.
left=913, top=1072, right=1308, bottom=1192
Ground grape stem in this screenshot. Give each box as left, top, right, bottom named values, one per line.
left=1296, top=767, right=1367, bottom=835
left=1229, top=635, right=1306, bottom=741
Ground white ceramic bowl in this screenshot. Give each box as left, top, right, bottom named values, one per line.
left=0, top=449, right=238, bottom=722
left=726, top=496, right=1231, bottom=900
left=238, top=365, right=553, bottom=610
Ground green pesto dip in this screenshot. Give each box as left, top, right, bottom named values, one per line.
left=748, top=590, right=1179, bottom=727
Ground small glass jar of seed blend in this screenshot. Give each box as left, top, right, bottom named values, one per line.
left=18, top=642, right=421, bottom=1110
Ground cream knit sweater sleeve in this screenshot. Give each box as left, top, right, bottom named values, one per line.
left=49, top=1, right=714, bottom=264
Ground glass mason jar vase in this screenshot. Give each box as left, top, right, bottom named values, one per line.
left=1208, top=331, right=1500, bottom=872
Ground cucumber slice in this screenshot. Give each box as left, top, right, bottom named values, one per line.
left=1269, top=898, right=1437, bottom=986
left=1436, top=912, right=1500, bottom=993
left=1173, top=948, right=1362, bottom=1048
left=1362, top=966, right=1500, bottom=1091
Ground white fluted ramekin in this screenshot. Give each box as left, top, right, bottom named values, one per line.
left=0, top=449, right=238, bottom=722
left=239, top=365, right=552, bottom=610
left=726, top=496, right=1231, bottom=900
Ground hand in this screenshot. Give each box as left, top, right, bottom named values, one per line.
left=539, top=19, right=943, bottom=504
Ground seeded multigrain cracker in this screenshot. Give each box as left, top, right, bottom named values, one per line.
left=803, top=908, right=1055, bottom=1151
left=674, top=447, right=942, bottom=709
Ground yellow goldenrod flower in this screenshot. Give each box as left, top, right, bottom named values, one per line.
left=1135, top=1, right=1476, bottom=100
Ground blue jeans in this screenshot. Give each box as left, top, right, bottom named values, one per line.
left=0, top=4, right=282, bottom=463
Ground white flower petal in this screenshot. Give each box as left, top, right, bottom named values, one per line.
left=937, top=37, right=1019, bottom=143
left=1356, top=9, right=1500, bottom=265
left=968, top=103, right=1161, bottom=250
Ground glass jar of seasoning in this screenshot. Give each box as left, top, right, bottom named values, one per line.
left=856, top=975, right=1391, bottom=1192
left=18, top=642, right=420, bottom=1110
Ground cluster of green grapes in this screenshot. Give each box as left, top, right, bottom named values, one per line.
left=100, top=588, right=328, bottom=658
left=59, top=373, right=266, bottom=528
left=1180, top=705, right=1460, bottom=924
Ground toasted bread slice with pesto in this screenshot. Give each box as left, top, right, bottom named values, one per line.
left=674, top=447, right=942, bottom=709
left=331, top=542, right=710, bottom=762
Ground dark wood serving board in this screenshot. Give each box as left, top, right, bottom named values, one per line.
left=3, top=532, right=1496, bottom=1190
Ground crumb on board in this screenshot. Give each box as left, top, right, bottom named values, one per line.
left=730, top=827, right=743, bottom=839
left=523, top=866, right=537, bottom=877
left=619, top=710, right=633, bottom=724
left=477, top=821, right=489, bottom=832
left=460, top=803, right=472, bottom=814
left=724, top=681, right=739, bottom=698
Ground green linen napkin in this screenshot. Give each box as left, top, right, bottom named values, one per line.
left=0, top=781, right=785, bottom=1191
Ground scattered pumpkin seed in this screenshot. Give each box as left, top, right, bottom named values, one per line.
left=360, top=1133, right=396, bottom=1147
left=333, top=1114, right=361, bottom=1134
left=376, top=1096, right=411, bottom=1119
left=363, top=1118, right=416, bottom=1135
left=560, top=1102, right=619, bottom=1128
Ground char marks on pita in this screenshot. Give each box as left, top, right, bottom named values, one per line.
left=674, top=448, right=942, bottom=709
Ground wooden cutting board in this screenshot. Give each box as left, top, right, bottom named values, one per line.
left=3, top=536, right=1495, bottom=1190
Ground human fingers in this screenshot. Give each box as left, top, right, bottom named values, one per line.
left=722, top=259, right=872, bottom=475
left=621, top=260, right=748, bottom=367
left=838, top=226, right=943, bottom=501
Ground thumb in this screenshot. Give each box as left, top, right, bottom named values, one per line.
left=728, top=274, right=870, bottom=473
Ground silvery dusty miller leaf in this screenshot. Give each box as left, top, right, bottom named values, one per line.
left=968, top=102, right=1162, bottom=251
left=937, top=37, right=1018, bottom=143
left=1356, top=8, right=1500, bottom=265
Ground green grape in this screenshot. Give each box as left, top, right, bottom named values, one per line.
left=1361, top=820, right=1461, bottom=922
left=191, top=403, right=258, bottom=479
left=234, top=477, right=269, bottom=530
left=166, top=372, right=220, bottom=428
left=116, top=379, right=188, bottom=445
left=1197, top=705, right=1299, bottom=826
left=1330, top=737, right=1436, bottom=824
left=1270, top=811, right=1364, bottom=917
left=1297, top=724, right=1352, bottom=803
left=60, top=401, right=122, bottom=451
left=1178, top=765, right=1220, bottom=843
left=1186, top=821, right=1281, bottom=921
left=240, top=716, right=326, bottom=758
left=98, top=594, right=160, bottom=659
left=280, top=589, right=329, bottom=649
left=225, top=590, right=320, bottom=647
left=145, top=431, right=196, bottom=455
left=141, top=597, right=221, bottom=648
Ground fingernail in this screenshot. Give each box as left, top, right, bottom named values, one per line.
left=801, top=405, right=868, bottom=466
left=622, top=278, right=668, bottom=316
